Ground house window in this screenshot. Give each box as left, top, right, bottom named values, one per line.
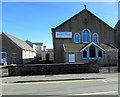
left=1, top=52, right=6, bottom=58
left=98, top=50, right=102, bottom=58
left=82, top=29, right=91, bottom=43
left=11, top=53, right=17, bottom=58
left=68, top=54, right=75, bottom=63
left=74, top=33, right=80, bottom=43
left=93, top=33, right=99, bottom=43
left=89, top=45, right=96, bottom=58
left=83, top=50, right=87, bottom=58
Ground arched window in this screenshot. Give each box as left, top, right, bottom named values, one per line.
left=82, top=29, right=91, bottom=43
left=89, top=45, right=96, bottom=58
left=92, top=33, right=99, bottom=43
left=83, top=50, right=87, bottom=58
left=74, top=33, right=80, bottom=43
left=98, top=50, right=102, bottom=58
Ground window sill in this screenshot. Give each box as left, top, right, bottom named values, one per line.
left=11, top=57, right=17, bottom=59
left=82, top=57, right=103, bottom=59
left=82, top=42, right=90, bottom=43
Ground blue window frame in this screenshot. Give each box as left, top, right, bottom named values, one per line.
left=81, top=45, right=104, bottom=59
left=83, top=50, right=87, bottom=58
left=89, top=45, right=96, bottom=58
left=92, top=33, right=99, bottom=43
left=82, top=29, right=91, bottom=43
left=74, top=33, right=80, bottom=43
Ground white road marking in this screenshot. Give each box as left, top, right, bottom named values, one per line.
left=74, top=91, right=118, bottom=95
left=102, top=80, right=108, bottom=83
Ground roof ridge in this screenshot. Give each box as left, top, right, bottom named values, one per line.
left=53, top=9, right=86, bottom=30
left=85, top=9, right=115, bottom=31
left=3, top=32, right=35, bottom=51
left=52, top=8, right=115, bottom=31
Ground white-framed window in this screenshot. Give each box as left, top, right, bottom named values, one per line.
left=92, top=33, right=99, bottom=43
left=74, top=33, right=80, bottom=43
left=1, top=52, right=7, bottom=58
left=81, top=45, right=104, bottom=59
left=1, top=52, right=7, bottom=63
left=82, top=29, right=91, bottom=43
left=11, top=53, right=17, bottom=58
left=68, top=54, right=75, bottom=63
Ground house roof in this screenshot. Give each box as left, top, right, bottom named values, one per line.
left=63, top=43, right=86, bottom=51
left=2, top=32, right=35, bottom=51
left=53, top=8, right=115, bottom=31
left=32, top=43, right=43, bottom=45
left=80, top=42, right=105, bottom=52
left=98, top=44, right=116, bottom=50
left=63, top=43, right=116, bottom=52
left=47, top=49, right=53, bottom=52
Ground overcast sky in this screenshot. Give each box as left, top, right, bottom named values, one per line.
left=2, top=2, right=118, bottom=48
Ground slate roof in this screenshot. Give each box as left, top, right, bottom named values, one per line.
left=3, top=32, right=35, bottom=51
left=63, top=43, right=86, bottom=51
left=99, top=44, right=115, bottom=50
left=63, top=43, right=116, bottom=52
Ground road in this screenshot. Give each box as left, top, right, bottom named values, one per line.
left=1, top=73, right=118, bottom=95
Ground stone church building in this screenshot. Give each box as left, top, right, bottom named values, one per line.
left=52, top=6, right=118, bottom=65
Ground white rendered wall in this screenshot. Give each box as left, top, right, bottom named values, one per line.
left=22, top=50, right=36, bottom=59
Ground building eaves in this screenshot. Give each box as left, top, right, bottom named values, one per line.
left=2, top=32, right=35, bottom=51
left=3, top=32, right=23, bottom=49
left=52, top=8, right=115, bottom=31
left=80, top=42, right=106, bottom=52
left=32, top=43, right=43, bottom=45
left=86, top=9, right=116, bottom=31
left=52, top=9, right=86, bottom=30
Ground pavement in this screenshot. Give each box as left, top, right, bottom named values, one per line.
left=1, top=73, right=118, bottom=83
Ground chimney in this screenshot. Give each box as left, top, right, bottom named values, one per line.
left=43, top=46, right=46, bottom=51
left=84, top=4, right=87, bottom=9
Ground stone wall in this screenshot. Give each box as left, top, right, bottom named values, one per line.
left=7, top=63, right=99, bottom=76
left=0, top=66, right=8, bottom=77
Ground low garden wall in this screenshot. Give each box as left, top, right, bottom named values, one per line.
left=7, top=63, right=99, bottom=76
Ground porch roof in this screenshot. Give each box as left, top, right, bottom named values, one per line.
left=63, top=43, right=116, bottom=52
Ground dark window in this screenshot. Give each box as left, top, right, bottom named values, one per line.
left=83, top=51, right=87, bottom=58
left=2, top=53, right=6, bottom=58
left=89, top=45, right=96, bottom=58
left=11, top=53, right=17, bottom=58
left=98, top=50, right=102, bottom=57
